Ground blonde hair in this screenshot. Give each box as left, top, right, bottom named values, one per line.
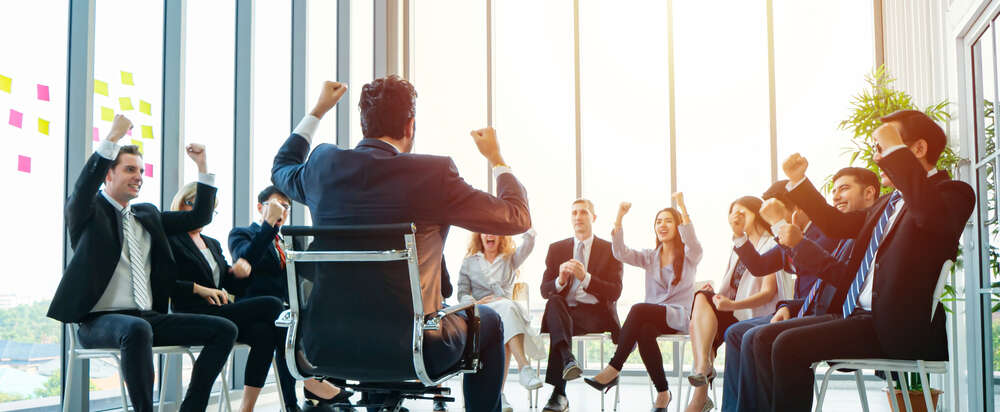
left=169, top=181, right=218, bottom=212
left=466, top=232, right=516, bottom=258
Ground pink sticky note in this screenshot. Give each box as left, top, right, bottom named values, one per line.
left=93, top=127, right=100, bottom=141
left=37, top=84, right=50, bottom=101
left=8, top=109, right=23, bottom=128
left=144, top=163, right=153, bottom=178
left=17, top=155, right=30, bottom=173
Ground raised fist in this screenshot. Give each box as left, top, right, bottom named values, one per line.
left=185, top=143, right=208, bottom=173
left=470, top=127, right=504, bottom=166
left=262, top=199, right=288, bottom=227
left=311, top=81, right=347, bottom=118
left=873, top=123, right=905, bottom=155
left=782, top=153, right=809, bottom=183
left=108, top=114, right=133, bottom=142
left=775, top=221, right=804, bottom=248
left=759, top=198, right=789, bottom=226
left=617, top=202, right=632, bottom=218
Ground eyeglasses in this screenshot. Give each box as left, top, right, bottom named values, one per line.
left=263, top=201, right=291, bottom=210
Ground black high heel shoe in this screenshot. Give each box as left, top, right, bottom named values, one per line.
left=651, top=389, right=672, bottom=412
left=304, top=386, right=355, bottom=407
left=583, top=375, right=619, bottom=393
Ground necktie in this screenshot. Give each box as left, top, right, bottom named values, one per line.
left=842, top=191, right=902, bottom=318
left=728, top=259, right=747, bottom=300
left=567, top=241, right=586, bottom=305
left=797, top=240, right=848, bottom=318
left=122, top=208, right=152, bottom=310
left=274, top=235, right=287, bottom=269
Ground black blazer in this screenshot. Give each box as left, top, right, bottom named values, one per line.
left=788, top=148, right=975, bottom=360
left=539, top=236, right=623, bottom=339
left=48, top=152, right=217, bottom=323
left=168, top=233, right=249, bottom=313
left=781, top=238, right=855, bottom=316
left=229, top=222, right=304, bottom=303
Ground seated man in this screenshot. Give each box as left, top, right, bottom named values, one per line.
left=766, top=110, right=975, bottom=411
left=271, top=77, right=531, bottom=412
left=539, top=199, right=623, bottom=412
left=721, top=167, right=879, bottom=412
left=48, top=115, right=237, bottom=412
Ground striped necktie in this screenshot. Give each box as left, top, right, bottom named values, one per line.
left=797, top=240, right=848, bottom=318
left=842, top=191, right=902, bottom=318
left=122, top=208, right=152, bottom=310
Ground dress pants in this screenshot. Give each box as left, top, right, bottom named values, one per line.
left=77, top=310, right=238, bottom=412
left=541, top=295, right=615, bottom=394
left=720, top=315, right=769, bottom=412
left=608, top=303, right=677, bottom=392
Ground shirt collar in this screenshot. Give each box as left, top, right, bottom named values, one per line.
left=101, top=189, right=128, bottom=213
left=574, top=234, right=594, bottom=250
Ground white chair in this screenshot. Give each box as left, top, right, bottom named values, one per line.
left=221, top=344, right=286, bottom=412
left=812, top=260, right=953, bottom=412
left=62, top=322, right=231, bottom=412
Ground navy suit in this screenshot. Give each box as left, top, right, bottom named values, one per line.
left=271, top=135, right=531, bottom=412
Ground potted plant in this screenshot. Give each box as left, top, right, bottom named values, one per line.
left=835, top=65, right=959, bottom=412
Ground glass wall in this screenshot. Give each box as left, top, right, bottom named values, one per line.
left=250, top=0, right=291, bottom=218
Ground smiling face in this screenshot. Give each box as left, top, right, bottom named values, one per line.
left=653, top=210, right=678, bottom=244
left=481, top=233, right=500, bottom=255
left=104, top=153, right=144, bottom=205
left=831, top=175, right=877, bottom=213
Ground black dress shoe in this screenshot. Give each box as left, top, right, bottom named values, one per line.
left=432, top=396, right=448, bottom=411
left=542, top=392, right=569, bottom=412
left=284, top=404, right=303, bottom=412
left=583, top=375, right=619, bottom=393
left=562, top=358, right=582, bottom=381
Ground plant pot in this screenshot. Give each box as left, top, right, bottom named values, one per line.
left=882, top=388, right=943, bottom=412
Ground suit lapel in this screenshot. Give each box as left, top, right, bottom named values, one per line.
left=98, top=196, right=124, bottom=248
left=179, top=234, right=215, bottom=285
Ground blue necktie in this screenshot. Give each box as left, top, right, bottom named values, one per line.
left=797, top=240, right=847, bottom=318
left=842, top=191, right=902, bottom=318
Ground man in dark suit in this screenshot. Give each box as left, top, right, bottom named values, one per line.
left=539, top=199, right=623, bottom=412
left=271, top=78, right=531, bottom=412
left=761, top=110, right=975, bottom=411
left=48, top=115, right=237, bottom=412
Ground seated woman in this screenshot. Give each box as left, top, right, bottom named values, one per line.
left=167, top=182, right=285, bottom=412
left=584, top=192, right=702, bottom=411
left=685, top=196, right=791, bottom=412
left=457, top=228, right=545, bottom=412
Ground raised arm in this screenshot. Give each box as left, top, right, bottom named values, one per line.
left=509, top=228, right=537, bottom=269
left=783, top=154, right=868, bottom=239
left=229, top=222, right=279, bottom=267
left=66, top=115, right=132, bottom=245
left=611, top=202, right=651, bottom=268
left=161, top=144, right=217, bottom=235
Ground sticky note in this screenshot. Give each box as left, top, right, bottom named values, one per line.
left=94, top=79, right=108, bottom=96
left=121, top=71, right=134, bottom=86
left=38, top=118, right=50, bottom=135
left=144, top=163, right=153, bottom=178
left=119, top=97, right=133, bottom=111
left=37, top=84, right=49, bottom=101
left=17, top=155, right=30, bottom=173
left=0, top=74, right=10, bottom=93
left=141, top=125, right=153, bottom=139
left=139, top=100, right=151, bottom=115
left=93, top=127, right=100, bottom=141
left=101, top=107, right=114, bottom=121
left=9, top=109, right=22, bottom=128
left=131, top=139, right=144, bottom=154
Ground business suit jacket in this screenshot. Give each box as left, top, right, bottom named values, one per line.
left=778, top=238, right=855, bottom=316
left=787, top=148, right=975, bottom=360
left=48, top=152, right=217, bottom=323
left=228, top=222, right=306, bottom=303
left=169, top=233, right=249, bottom=313
left=271, top=136, right=531, bottom=314
left=539, top=236, right=623, bottom=340
left=734, top=223, right=833, bottom=300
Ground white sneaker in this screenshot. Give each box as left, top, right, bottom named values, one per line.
left=501, top=393, right=514, bottom=412
left=518, top=366, right=543, bottom=390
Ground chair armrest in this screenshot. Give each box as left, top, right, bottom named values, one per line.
left=275, top=309, right=294, bottom=327
left=423, top=302, right=476, bottom=331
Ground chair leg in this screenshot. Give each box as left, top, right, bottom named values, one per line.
left=854, top=370, right=870, bottom=412
left=110, top=355, right=129, bottom=412
left=917, top=362, right=935, bottom=412
left=272, top=358, right=288, bottom=412
left=677, top=341, right=685, bottom=412
left=158, top=355, right=169, bottom=412
left=614, top=382, right=620, bottom=412
left=218, top=354, right=231, bottom=412
left=814, top=364, right=836, bottom=412
left=898, top=370, right=914, bottom=412
left=884, top=370, right=901, bottom=412
left=62, top=353, right=75, bottom=412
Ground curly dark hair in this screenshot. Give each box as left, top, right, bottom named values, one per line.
left=359, top=75, right=417, bottom=139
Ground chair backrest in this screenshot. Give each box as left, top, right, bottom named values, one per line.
left=930, top=260, right=954, bottom=320
left=280, top=224, right=427, bottom=383
left=512, top=280, right=529, bottom=305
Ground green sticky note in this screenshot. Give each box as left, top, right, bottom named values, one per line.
left=121, top=71, right=134, bottom=85
left=94, top=80, right=109, bottom=96
left=131, top=139, right=144, bottom=154
left=119, top=97, right=133, bottom=111
left=38, top=118, right=50, bottom=135
left=0, top=74, right=10, bottom=93
left=100, top=106, right=114, bottom=121
left=139, top=100, right=151, bottom=115
left=141, top=125, right=153, bottom=139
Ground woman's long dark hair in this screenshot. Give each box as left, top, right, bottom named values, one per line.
left=653, top=208, right=685, bottom=286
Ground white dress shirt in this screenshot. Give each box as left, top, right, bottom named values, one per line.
left=554, top=234, right=598, bottom=306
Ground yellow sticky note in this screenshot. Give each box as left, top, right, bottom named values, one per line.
left=119, top=97, right=134, bottom=111
left=141, top=125, right=153, bottom=139
left=0, top=74, right=10, bottom=93
left=131, top=139, right=144, bottom=154
left=100, top=106, right=114, bottom=121
left=94, top=80, right=109, bottom=96
left=38, top=118, right=50, bottom=135
left=121, top=71, right=134, bottom=86
left=139, top=100, right=151, bottom=115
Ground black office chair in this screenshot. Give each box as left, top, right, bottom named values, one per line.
left=274, top=224, right=481, bottom=412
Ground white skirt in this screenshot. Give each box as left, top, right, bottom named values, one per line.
left=483, top=298, right=546, bottom=361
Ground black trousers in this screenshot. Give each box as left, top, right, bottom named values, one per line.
left=768, top=312, right=882, bottom=412
left=77, top=310, right=237, bottom=412
left=541, top=296, right=615, bottom=394
left=183, top=296, right=285, bottom=388
left=608, top=303, right=677, bottom=392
